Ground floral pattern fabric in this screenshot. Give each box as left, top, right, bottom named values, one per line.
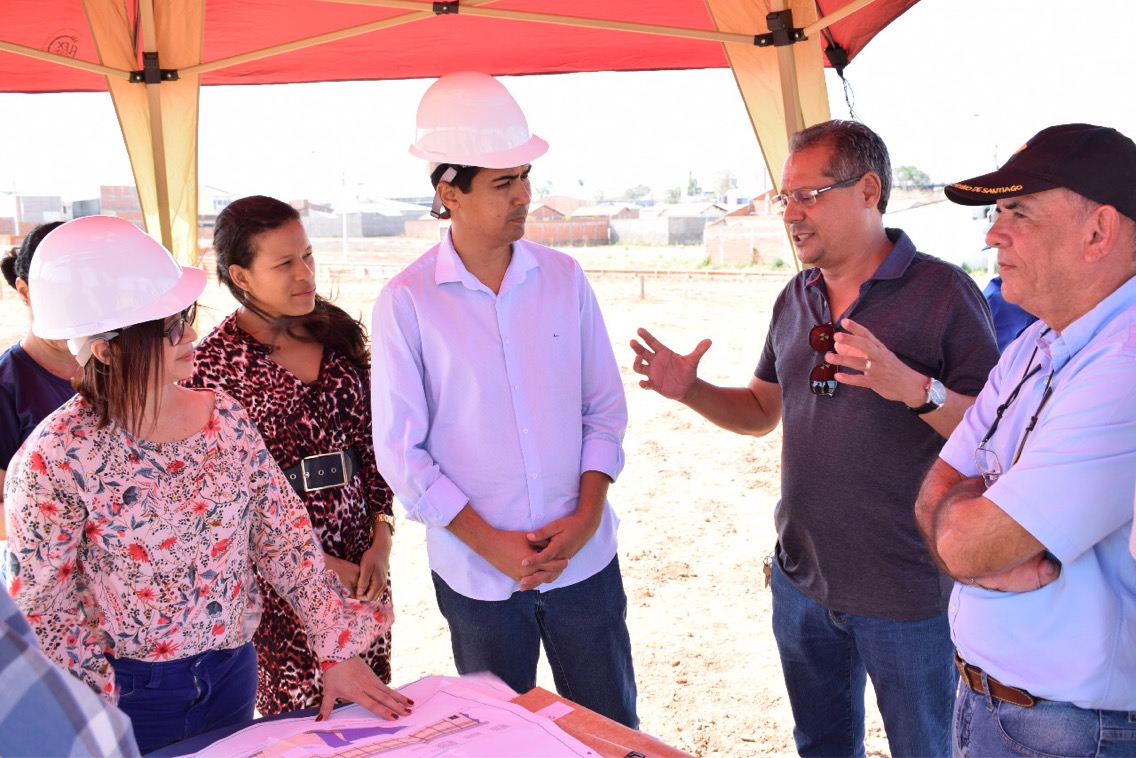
left=3, top=389, right=390, bottom=703
left=185, top=312, right=394, bottom=714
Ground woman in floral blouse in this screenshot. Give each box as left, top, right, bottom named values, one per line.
left=186, top=195, right=398, bottom=716
left=3, top=217, right=411, bottom=754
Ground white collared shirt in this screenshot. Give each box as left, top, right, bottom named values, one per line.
left=371, top=232, right=627, bottom=600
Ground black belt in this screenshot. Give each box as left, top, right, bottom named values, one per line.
left=282, top=448, right=359, bottom=495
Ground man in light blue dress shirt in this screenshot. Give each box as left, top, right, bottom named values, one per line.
left=371, top=72, right=637, bottom=728
left=918, top=123, right=1136, bottom=756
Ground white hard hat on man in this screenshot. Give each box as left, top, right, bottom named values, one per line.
left=29, top=216, right=205, bottom=365
left=410, top=71, right=547, bottom=218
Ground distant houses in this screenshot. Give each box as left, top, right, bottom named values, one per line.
left=2, top=187, right=788, bottom=262
left=703, top=192, right=788, bottom=266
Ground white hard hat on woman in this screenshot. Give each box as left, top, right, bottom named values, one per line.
left=28, top=216, right=205, bottom=365
left=410, top=71, right=548, bottom=218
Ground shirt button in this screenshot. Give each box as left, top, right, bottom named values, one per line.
left=950, top=604, right=957, bottom=612
left=514, top=384, right=520, bottom=390
left=531, top=473, right=538, bottom=479
left=522, top=428, right=529, bottom=434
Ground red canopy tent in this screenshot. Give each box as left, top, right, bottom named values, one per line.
left=0, top=0, right=918, bottom=262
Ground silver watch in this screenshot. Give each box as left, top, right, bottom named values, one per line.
left=909, top=377, right=946, bottom=415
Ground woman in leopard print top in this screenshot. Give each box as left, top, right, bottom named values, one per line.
left=186, top=196, right=396, bottom=716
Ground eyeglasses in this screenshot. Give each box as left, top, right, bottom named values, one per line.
left=809, top=323, right=838, bottom=397
left=773, top=174, right=865, bottom=214
left=974, top=338, right=1055, bottom=487
left=163, top=303, right=197, bottom=347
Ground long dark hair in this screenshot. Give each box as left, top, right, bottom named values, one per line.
left=2, top=221, right=65, bottom=290
left=212, top=195, right=369, bottom=372
left=75, top=319, right=166, bottom=431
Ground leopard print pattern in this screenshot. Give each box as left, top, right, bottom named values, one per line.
left=186, top=312, right=394, bottom=715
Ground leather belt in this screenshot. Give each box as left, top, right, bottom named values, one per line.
left=954, top=651, right=1039, bottom=708
left=282, top=448, right=359, bottom=495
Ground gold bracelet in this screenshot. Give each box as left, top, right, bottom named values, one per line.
left=374, top=512, right=396, bottom=537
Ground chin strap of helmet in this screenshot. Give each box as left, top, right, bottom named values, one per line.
left=69, top=332, right=120, bottom=367
left=431, top=166, right=460, bottom=220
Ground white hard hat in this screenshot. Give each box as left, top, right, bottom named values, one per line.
left=29, top=216, right=206, bottom=341
left=409, top=71, right=548, bottom=168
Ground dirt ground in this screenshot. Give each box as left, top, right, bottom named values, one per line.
left=0, top=239, right=889, bottom=757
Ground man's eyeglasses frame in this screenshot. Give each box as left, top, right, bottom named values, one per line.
left=773, top=174, right=865, bottom=214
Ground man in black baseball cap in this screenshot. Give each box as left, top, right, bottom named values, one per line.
left=917, top=123, right=1136, bottom=757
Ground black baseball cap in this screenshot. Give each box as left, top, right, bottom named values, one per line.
left=944, top=123, right=1136, bottom=221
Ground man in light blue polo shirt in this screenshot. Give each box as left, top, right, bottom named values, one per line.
left=917, top=123, right=1136, bottom=755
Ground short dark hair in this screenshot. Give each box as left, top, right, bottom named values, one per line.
left=2, top=221, right=64, bottom=290
left=430, top=164, right=482, bottom=193
left=213, top=195, right=369, bottom=372
left=789, top=120, right=892, bottom=213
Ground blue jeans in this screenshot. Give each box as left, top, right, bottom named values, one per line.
left=110, top=642, right=257, bottom=754
left=432, top=555, right=638, bottom=729
left=771, top=560, right=956, bottom=757
left=954, top=684, right=1136, bottom=757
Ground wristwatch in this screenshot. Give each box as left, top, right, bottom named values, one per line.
left=909, top=377, right=946, bottom=415
left=374, top=512, right=396, bottom=536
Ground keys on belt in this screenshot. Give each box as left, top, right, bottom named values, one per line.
left=282, top=448, right=359, bottom=495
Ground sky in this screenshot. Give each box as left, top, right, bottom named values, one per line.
left=0, top=0, right=1133, bottom=209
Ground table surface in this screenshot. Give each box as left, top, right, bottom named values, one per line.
left=514, top=688, right=692, bottom=758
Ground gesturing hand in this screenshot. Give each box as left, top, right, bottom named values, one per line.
left=828, top=318, right=925, bottom=405
left=630, top=327, right=712, bottom=401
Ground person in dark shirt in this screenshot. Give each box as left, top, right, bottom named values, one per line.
left=0, top=222, right=75, bottom=581
left=632, top=120, right=999, bottom=756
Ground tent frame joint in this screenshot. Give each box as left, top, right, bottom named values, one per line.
left=753, top=9, right=806, bottom=48
left=129, top=51, right=179, bottom=84
left=432, top=1, right=459, bottom=15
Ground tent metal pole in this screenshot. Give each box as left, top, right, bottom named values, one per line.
left=330, top=0, right=759, bottom=45
left=770, top=0, right=804, bottom=137
left=803, top=0, right=882, bottom=36
left=0, top=40, right=129, bottom=79
left=138, top=0, right=174, bottom=251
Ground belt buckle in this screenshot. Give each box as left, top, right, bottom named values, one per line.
left=300, top=451, right=349, bottom=492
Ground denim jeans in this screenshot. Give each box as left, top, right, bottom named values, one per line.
left=770, top=560, right=956, bottom=757
left=432, top=555, right=638, bottom=729
left=954, top=684, right=1136, bottom=757
left=110, top=642, right=257, bottom=754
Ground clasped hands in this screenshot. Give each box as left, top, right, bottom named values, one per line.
left=481, top=511, right=598, bottom=591
left=323, top=546, right=389, bottom=601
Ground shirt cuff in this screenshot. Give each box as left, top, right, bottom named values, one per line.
left=411, top=475, right=469, bottom=528
left=939, top=441, right=976, bottom=478
left=581, top=437, right=624, bottom=483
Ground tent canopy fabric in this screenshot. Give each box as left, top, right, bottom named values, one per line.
left=0, top=0, right=919, bottom=262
